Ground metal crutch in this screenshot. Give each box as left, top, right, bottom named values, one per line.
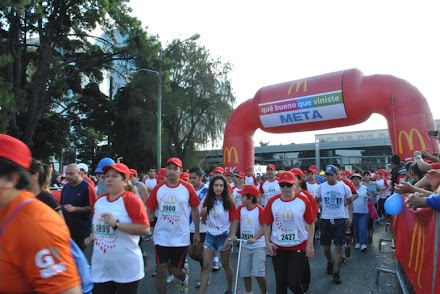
left=232, top=238, right=247, bottom=294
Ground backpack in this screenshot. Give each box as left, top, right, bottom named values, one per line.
left=0, top=198, right=93, bottom=293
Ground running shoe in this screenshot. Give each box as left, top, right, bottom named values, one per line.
left=212, top=261, right=221, bottom=271
left=177, top=275, right=188, bottom=294
left=368, top=236, right=373, bottom=244
left=315, top=230, right=321, bottom=240
left=326, top=260, right=334, bottom=274
left=332, top=271, right=342, bottom=284
left=355, top=243, right=360, bottom=249
left=195, top=280, right=201, bottom=288
left=361, top=244, right=368, bottom=252
left=167, top=274, right=174, bottom=284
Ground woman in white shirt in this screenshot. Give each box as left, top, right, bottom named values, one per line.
left=351, top=174, right=370, bottom=252
left=85, top=163, right=150, bottom=294
left=199, top=175, right=236, bottom=294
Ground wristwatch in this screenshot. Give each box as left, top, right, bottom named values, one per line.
left=113, top=219, right=120, bottom=230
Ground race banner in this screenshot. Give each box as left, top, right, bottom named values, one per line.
left=258, top=90, right=347, bottom=128
left=393, top=201, right=439, bottom=293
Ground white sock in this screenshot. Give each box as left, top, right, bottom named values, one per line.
left=213, top=256, right=219, bottom=262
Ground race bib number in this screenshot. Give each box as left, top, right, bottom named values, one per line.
left=95, top=221, right=114, bottom=237
left=277, top=229, right=300, bottom=244
left=160, top=201, right=178, bottom=215
left=241, top=231, right=254, bottom=240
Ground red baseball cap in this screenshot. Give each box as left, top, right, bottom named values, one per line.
left=156, top=168, right=167, bottom=179
left=180, top=171, right=189, bottom=181
left=245, top=167, right=253, bottom=172
left=129, top=168, right=138, bottom=178
left=213, top=167, right=224, bottom=174
left=237, top=184, right=260, bottom=197
left=166, top=157, right=183, bottom=167
left=266, top=164, right=276, bottom=170
left=290, top=168, right=305, bottom=180
left=308, top=164, right=318, bottom=172
left=235, top=172, right=246, bottom=179
left=103, top=163, right=130, bottom=180
left=278, top=171, right=296, bottom=184
left=0, top=134, right=32, bottom=169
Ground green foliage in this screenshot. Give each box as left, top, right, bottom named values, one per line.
left=259, top=141, right=271, bottom=146
left=0, top=0, right=159, bottom=168
left=32, top=111, right=70, bottom=162
left=111, top=75, right=157, bottom=171
left=162, top=41, right=236, bottom=167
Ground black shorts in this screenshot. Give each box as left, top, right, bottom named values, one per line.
left=320, top=218, right=346, bottom=246
left=155, top=245, right=187, bottom=269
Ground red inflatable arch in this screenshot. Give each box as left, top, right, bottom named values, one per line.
left=223, top=68, right=438, bottom=173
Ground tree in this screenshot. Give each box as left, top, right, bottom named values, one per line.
left=111, top=73, right=158, bottom=171
left=161, top=41, right=236, bottom=167
left=0, top=0, right=158, bottom=151
left=259, top=141, right=271, bottom=146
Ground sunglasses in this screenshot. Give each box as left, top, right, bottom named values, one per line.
left=279, top=183, right=294, bottom=188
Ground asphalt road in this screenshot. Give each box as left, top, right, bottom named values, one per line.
left=85, top=219, right=402, bottom=293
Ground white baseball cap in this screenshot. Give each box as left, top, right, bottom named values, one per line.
left=78, top=163, right=88, bottom=173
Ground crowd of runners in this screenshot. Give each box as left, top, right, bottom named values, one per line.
left=4, top=132, right=440, bottom=293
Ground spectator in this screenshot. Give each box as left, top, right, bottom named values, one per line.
left=390, top=154, right=406, bottom=192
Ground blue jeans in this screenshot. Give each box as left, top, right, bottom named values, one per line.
left=353, top=213, right=368, bottom=245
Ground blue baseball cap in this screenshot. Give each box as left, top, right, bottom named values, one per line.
left=324, top=165, right=338, bottom=175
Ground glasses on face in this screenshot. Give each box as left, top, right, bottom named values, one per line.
left=279, top=183, right=294, bottom=188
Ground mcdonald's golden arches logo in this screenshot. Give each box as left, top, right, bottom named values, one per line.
left=281, top=210, right=294, bottom=221
left=288, top=80, right=308, bottom=95
left=398, top=129, right=427, bottom=154
left=223, top=147, right=239, bottom=164
left=166, top=195, right=177, bottom=203
left=408, top=221, right=425, bottom=286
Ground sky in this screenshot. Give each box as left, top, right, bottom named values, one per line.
left=127, top=0, right=439, bottom=147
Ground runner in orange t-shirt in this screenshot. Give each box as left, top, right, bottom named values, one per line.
left=0, top=134, right=81, bottom=294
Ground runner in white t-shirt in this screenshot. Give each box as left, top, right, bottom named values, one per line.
left=144, top=166, right=158, bottom=193
left=262, top=171, right=315, bottom=294
left=89, top=163, right=150, bottom=292
left=232, top=172, right=246, bottom=207
left=199, top=175, right=237, bottom=294
left=230, top=185, right=267, bottom=294
left=315, top=165, right=353, bottom=285
left=259, top=164, right=280, bottom=207
left=146, top=158, right=200, bottom=294
left=244, top=167, right=258, bottom=186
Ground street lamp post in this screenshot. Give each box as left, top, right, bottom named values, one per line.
left=156, top=33, right=200, bottom=168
